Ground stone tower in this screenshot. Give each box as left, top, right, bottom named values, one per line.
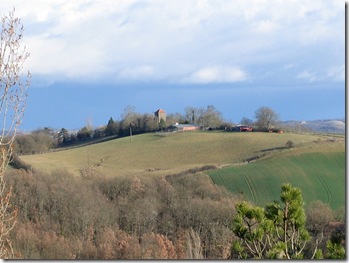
left=154, top=109, right=166, bottom=123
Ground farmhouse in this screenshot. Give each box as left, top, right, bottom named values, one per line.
left=169, top=123, right=201, bottom=132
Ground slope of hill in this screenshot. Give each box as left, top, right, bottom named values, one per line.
left=20, top=131, right=344, bottom=178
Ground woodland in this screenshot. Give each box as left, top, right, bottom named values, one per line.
left=5, top=166, right=345, bottom=259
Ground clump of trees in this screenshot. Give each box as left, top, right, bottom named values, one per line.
left=238, top=106, right=281, bottom=131
left=14, top=128, right=57, bottom=155
left=184, top=105, right=225, bottom=128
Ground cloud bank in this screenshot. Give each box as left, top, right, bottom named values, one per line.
left=0, top=0, right=344, bottom=85
left=184, top=66, right=247, bottom=84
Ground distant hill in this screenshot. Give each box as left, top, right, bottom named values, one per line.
left=281, top=119, right=345, bottom=134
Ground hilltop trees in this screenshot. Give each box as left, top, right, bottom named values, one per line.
left=105, top=118, right=118, bottom=136
left=201, top=105, right=224, bottom=128
left=57, top=128, right=70, bottom=145
left=240, top=117, right=254, bottom=126
left=77, top=126, right=93, bottom=140
left=184, top=107, right=203, bottom=124
left=184, top=105, right=224, bottom=128
left=119, top=105, right=159, bottom=135
left=254, top=106, right=279, bottom=130
left=17, top=104, right=286, bottom=154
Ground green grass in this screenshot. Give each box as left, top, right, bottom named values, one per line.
left=207, top=150, right=345, bottom=210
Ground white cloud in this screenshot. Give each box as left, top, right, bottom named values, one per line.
left=0, top=0, right=344, bottom=85
left=296, top=65, right=344, bottom=83
left=118, top=66, right=157, bottom=81
left=24, top=33, right=111, bottom=79
left=327, top=65, right=345, bottom=82
left=254, top=20, right=280, bottom=34
left=284, top=64, right=294, bottom=69
left=184, top=66, right=247, bottom=84
left=296, top=70, right=318, bottom=82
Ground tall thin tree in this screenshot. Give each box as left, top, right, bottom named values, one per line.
left=0, top=8, right=30, bottom=258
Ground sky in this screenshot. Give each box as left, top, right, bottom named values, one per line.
left=0, top=0, right=345, bottom=131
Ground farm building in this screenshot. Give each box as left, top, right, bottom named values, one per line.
left=154, top=109, right=166, bottom=123
left=236, top=125, right=253, bottom=132
left=168, top=123, right=201, bottom=132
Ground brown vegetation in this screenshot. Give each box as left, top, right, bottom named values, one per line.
left=5, top=168, right=240, bottom=259
left=4, top=163, right=345, bottom=259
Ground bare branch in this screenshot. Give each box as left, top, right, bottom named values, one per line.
left=0, top=8, right=30, bottom=259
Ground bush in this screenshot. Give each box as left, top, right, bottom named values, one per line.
left=14, top=133, right=57, bottom=155
left=10, top=155, right=32, bottom=171
left=286, top=140, right=294, bottom=148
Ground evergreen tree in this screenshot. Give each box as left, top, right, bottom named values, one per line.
left=77, top=126, right=92, bottom=140
left=232, top=184, right=319, bottom=259
left=58, top=128, right=70, bottom=145
left=105, top=117, right=118, bottom=136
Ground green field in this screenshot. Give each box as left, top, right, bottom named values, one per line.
left=20, top=131, right=336, bottom=177
left=207, top=150, right=345, bottom=210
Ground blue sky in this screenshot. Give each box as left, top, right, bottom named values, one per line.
left=0, top=0, right=344, bottom=131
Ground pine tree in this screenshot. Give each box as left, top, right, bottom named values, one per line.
left=232, top=184, right=317, bottom=259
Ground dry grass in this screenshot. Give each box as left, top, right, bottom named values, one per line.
left=20, top=131, right=344, bottom=177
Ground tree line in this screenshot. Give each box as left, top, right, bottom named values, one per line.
left=14, top=105, right=281, bottom=155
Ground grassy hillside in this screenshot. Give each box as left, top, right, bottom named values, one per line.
left=20, top=131, right=343, bottom=178
left=207, top=149, right=345, bottom=210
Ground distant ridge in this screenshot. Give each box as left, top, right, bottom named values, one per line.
left=281, top=119, right=345, bottom=134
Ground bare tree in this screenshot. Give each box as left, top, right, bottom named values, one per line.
left=185, top=228, right=204, bottom=259
left=184, top=107, right=203, bottom=124
left=0, top=8, right=30, bottom=258
left=240, top=117, right=254, bottom=126
left=201, top=105, right=224, bottom=129
left=254, top=106, right=279, bottom=130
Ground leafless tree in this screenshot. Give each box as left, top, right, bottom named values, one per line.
left=185, top=227, right=204, bottom=259
left=0, top=8, right=30, bottom=258
left=254, top=106, right=279, bottom=129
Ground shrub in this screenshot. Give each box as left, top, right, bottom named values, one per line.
left=286, top=140, right=294, bottom=148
